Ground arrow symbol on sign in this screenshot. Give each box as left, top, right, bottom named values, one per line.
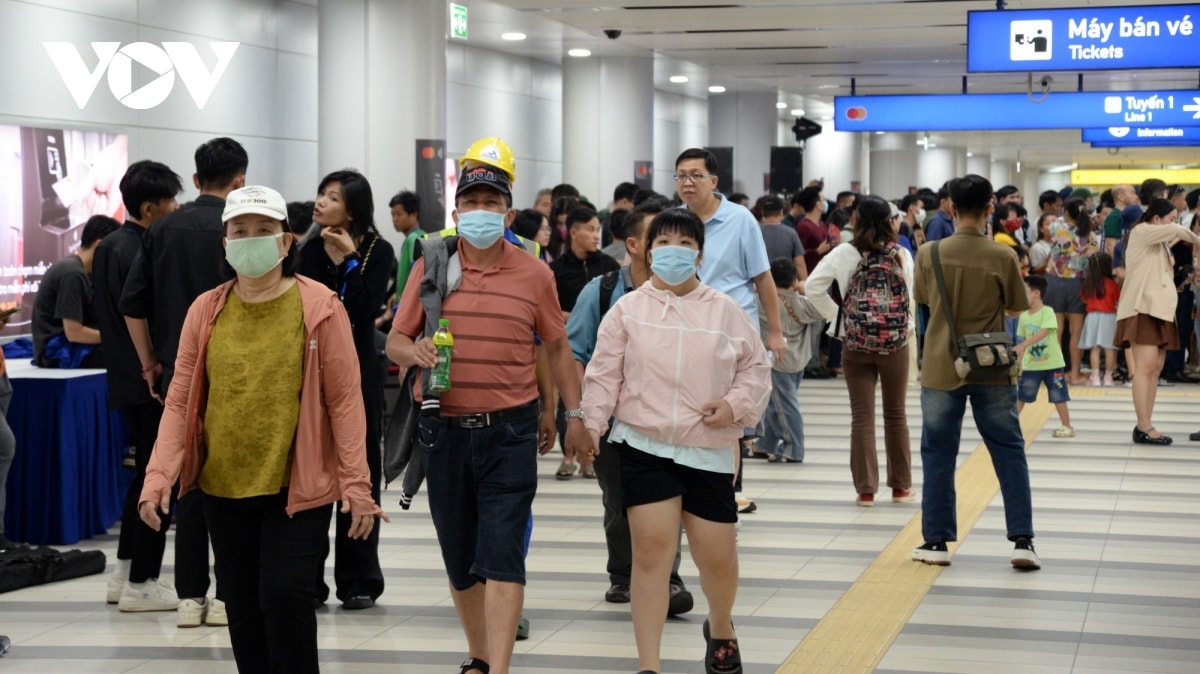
left=1184, top=97, right=1200, bottom=119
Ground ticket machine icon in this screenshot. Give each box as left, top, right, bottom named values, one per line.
left=1011, top=20, right=1052, bottom=61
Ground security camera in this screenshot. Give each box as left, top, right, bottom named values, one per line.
left=1039, top=75, right=1054, bottom=89
left=604, top=29, right=622, bottom=39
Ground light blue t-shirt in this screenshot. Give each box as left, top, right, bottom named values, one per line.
left=689, top=194, right=771, bottom=324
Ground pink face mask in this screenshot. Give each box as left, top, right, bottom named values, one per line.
left=557, top=224, right=568, bottom=239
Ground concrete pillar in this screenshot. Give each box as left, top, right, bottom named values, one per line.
left=319, top=0, right=446, bottom=248
left=917, top=147, right=964, bottom=192
left=707, top=92, right=776, bottom=195
left=563, top=56, right=653, bottom=205
left=869, top=132, right=918, bottom=199
left=991, top=160, right=1015, bottom=189
left=967, top=153, right=992, bottom=177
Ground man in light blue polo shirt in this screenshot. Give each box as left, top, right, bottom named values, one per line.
left=674, top=148, right=784, bottom=360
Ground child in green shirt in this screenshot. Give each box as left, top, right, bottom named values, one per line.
left=1015, top=274, right=1073, bottom=438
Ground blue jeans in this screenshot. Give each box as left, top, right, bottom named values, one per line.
left=919, top=385, right=1034, bottom=544
left=760, top=369, right=804, bottom=461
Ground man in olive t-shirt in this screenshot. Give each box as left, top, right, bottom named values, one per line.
left=912, top=174, right=1040, bottom=572
left=1102, top=184, right=1137, bottom=255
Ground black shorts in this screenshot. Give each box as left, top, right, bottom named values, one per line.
left=615, top=441, right=738, bottom=524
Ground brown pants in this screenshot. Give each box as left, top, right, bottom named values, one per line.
left=843, top=345, right=912, bottom=495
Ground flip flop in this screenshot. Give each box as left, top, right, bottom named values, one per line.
left=555, top=461, right=575, bottom=480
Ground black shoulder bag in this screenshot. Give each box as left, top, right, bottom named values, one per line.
left=930, top=241, right=1018, bottom=382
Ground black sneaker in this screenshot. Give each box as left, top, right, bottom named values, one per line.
left=1010, top=537, right=1041, bottom=571
left=604, top=583, right=631, bottom=603
left=912, top=541, right=951, bottom=566
left=0, top=536, right=22, bottom=551
left=341, top=595, right=375, bottom=610
left=667, top=582, right=693, bottom=616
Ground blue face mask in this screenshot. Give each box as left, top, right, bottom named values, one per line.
left=457, top=210, right=506, bottom=249
left=650, top=245, right=699, bottom=286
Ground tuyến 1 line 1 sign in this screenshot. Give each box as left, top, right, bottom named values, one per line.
left=835, top=90, right=1200, bottom=132
left=968, top=4, right=1200, bottom=72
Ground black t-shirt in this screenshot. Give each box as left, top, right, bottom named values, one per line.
left=296, top=231, right=395, bottom=391
left=93, top=224, right=151, bottom=408
left=119, top=194, right=231, bottom=393
left=32, top=254, right=94, bottom=366
left=549, top=250, right=621, bottom=313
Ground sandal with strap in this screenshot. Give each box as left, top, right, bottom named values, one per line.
left=555, top=461, right=575, bottom=480
left=459, top=657, right=489, bottom=674
left=702, top=619, right=743, bottom=674
left=580, top=464, right=597, bottom=479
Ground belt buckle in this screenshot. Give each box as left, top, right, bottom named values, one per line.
left=459, top=413, right=487, bottom=429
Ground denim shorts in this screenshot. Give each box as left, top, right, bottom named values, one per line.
left=1018, top=368, right=1070, bottom=404
left=418, top=414, right=538, bottom=590
left=616, top=441, right=738, bottom=524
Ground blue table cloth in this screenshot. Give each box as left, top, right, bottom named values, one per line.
left=4, top=364, right=131, bottom=545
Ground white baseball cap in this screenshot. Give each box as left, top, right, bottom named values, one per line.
left=223, top=185, right=288, bottom=223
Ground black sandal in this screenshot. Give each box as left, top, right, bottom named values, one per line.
left=702, top=619, right=743, bottom=674
left=459, top=658, right=490, bottom=674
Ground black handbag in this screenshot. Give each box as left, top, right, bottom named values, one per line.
left=382, top=366, right=420, bottom=487
left=931, top=241, right=1018, bottom=382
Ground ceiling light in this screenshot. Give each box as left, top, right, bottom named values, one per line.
left=966, top=152, right=974, bottom=158
left=790, top=109, right=805, bottom=116
left=1045, top=163, right=1078, bottom=174
left=873, top=131, right=885, bottom=135
left=776, top=102, right=788, bottom=109
left=567, top=48, right=591, bottom=57
left=669, top=75, right=689, bottom=83
left=501, top=32, right=526, bottom=41
left=708, top=85, right=726, bottom=93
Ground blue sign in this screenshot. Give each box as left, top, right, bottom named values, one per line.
left=1083, top=126, right=1200, bottom=143
left=835, top=90, right=1200, bottom=132
left=968, top=5, right=1200, bottom=72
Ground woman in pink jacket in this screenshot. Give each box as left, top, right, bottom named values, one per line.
left=139, top=186, right=387, bottom=674
left=582, top=209, right=771, bottom=674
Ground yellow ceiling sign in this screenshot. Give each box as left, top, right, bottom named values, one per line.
left=1071, top=168, right=1200, bottom=186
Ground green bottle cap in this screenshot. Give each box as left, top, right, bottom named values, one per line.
left=439, top=318, right=450, bottom=327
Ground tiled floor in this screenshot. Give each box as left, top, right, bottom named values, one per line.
left=1, top=379, right=1199, bottom=672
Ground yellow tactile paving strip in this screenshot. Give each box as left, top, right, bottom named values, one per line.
left=776, top=394, right=1056, bottom=674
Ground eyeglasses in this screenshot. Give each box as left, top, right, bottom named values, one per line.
left=673, top=173, right=716, bottom=184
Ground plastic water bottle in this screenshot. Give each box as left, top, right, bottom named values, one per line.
left=430, top=318, right=454, bottom=392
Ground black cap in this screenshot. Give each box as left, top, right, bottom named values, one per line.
left=456, top=165, right=511, bottom=199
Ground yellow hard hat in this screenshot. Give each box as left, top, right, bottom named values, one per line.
left=459, top=137, right=516, bottom=183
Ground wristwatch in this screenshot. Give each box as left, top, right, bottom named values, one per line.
left=564, top=408, right=586, bottom=421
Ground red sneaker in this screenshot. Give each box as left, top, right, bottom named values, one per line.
left=856, top=493, right=875, bottom=507
left=892, top=488, right=917, bottom=503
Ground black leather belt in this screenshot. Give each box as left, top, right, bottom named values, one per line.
left=444, top=400, right=540, bottom=429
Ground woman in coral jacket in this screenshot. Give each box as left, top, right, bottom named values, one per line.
left=581, top=209, right=771, bottom=674
left=139, top=186, right=387, bottom=674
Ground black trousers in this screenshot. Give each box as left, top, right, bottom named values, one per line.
left=594, top=432, right=684, bottom=587
left=175, top=489, right=218, bottom=600
left=205, top=491, right=332, bottom=674
left=117, top=400, right=170, bottom=583
left=316, top=355, right=385, bottom=603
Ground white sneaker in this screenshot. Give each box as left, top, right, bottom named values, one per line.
left=118, top=578, right=179, bottom=612
left=177, top=598, right=207, bottom=627
left=206, top=598, right=228, bottom=626
left=106, top=571, right=128, bottom=604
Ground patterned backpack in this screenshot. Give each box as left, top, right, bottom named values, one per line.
left=842, top=243, right=909, bottom=354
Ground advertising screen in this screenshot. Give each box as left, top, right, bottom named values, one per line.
left=0, top=124, right=127, bottom=337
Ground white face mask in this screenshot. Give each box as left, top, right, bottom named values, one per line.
left=916, top=208, right=927, bottom=222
